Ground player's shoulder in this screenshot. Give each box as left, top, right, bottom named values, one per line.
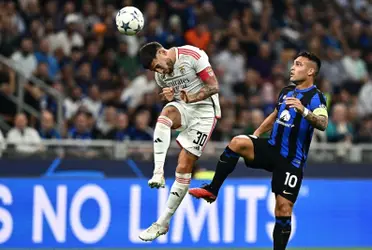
left=303, top=86, right=325, bottom=98
left=280, top=83, right=296, bottom=94
left=314, top=87, right=325, bottom=96
left=312, top=86, right=327, bottom=102
left=177, top=45, right=207, bottom=60
left=178, top=45, right=202, bottom=52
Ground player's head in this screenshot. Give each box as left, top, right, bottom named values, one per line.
left=139, top=42, right=174, bottom=74
left=290, top=51, right=321, bottom=84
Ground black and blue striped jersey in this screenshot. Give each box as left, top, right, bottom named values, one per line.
left=268, top=84, right=328, bottom=168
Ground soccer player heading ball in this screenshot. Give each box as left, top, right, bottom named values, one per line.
left=138, top=42, right=221, bottom=241
left=189, top=52, right=328, bottom=250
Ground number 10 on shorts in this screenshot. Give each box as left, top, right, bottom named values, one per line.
left=284, top=172, right=298, bottom=188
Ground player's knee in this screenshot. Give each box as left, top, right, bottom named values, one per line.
left=161, top=106, right=178, bottom=118
left=160, top=107, right=181, bottom=129
left=176, top=162, right=193, bottom=173
left=275, top=200, right=293, bottom=217
left=229, top=136, right=251, bottom=152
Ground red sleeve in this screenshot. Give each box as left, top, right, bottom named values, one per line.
left=197, top=66, right=215, bottom=81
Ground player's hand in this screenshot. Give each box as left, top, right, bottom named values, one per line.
left=161, top=87, right=174, bottom=102
left=285, top=97, right=304, bottom=113
left=180, top=89, right=190, bottom=103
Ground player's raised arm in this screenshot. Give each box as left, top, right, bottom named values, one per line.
left=181, top=67, right=218, bottom=103
left=180, top=49, right=219, bottom=103
left=253, top=109, right=278, bottom=137
left=286, top=92, right=329, bottom=131
left=154, top=72, right=174, bottom=102
left=253, top=85, right=294, bottom=137
left=302, top=107, right=328, bottom=131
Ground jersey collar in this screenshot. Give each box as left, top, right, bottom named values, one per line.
left=295, top=85, right=316, bottom=93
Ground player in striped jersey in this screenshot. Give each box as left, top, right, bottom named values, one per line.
left=189, top=52, right=328, bottom=250
left=138, top=42, right=221, bottom=241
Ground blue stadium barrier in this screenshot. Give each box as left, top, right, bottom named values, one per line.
left=0, top=178, right=370, bottom=248
left=44, top=171, right=105, bottom=178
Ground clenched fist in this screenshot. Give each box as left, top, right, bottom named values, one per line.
left=160, top=87, right=174, bottom=102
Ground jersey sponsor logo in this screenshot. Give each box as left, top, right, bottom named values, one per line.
left=276, top=110, right=295, bottom=128
left=167, top=78, right=190, bottom=87
left=279, top=110, right=291, bottom=122
left=275, top=120, right=295, bottom=128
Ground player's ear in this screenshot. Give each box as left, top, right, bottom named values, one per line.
left=158, top=48, right=167, bottom=56
left=308, top=68, right=315, bottom=76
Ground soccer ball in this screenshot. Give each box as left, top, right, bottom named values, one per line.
left=116, top=6, right=144, bottom=36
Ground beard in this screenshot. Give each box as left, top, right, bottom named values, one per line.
left=166, top=58, right=174, bottom=74
left=290, top=76, right=306, bottom=85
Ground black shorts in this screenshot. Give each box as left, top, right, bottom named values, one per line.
left=245, top=137, right=303, bottom=203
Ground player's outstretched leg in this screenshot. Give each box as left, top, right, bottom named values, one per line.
left=148, top=107, right=181, bottom=188
left=273, top=195, right=293, bottom=250
left=189, top=135, right=254, bottom=202
left=139, top=149, right=195, bottom=241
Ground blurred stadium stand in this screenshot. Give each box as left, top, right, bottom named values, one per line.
left=0, top=0, right=371, bottom=157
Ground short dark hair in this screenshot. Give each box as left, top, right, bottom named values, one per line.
left=295, top=51, right=321, bottom=75
left=139, top=42, right=163, bottom=69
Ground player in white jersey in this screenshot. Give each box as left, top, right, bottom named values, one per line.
left=138, top=42, right=221, bottom=241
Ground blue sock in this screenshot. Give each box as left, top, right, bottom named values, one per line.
left=209, top=147, right=240, bottom=195
left=273, top=216, right=291, bottom=250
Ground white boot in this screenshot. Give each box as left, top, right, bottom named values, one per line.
left=139, top=222, right=169, bottom=241
left=148, top=173, right=165, bottom=188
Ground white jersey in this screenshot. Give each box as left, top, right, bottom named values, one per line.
left=155, top=45, right=221, bottom=118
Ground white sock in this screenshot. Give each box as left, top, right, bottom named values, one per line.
left=153, top=116, right=173, bottom=175
left=157, top=172, right=191, bottom=226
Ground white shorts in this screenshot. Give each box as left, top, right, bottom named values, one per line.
left=165, top=101, right=218, bottom=157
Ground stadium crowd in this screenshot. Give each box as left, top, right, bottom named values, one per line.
left=0, top=0, right=371, bottom=150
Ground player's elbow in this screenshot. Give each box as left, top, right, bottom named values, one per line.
left=315, top=115, right=328, bottom=131
left=317, top=124, right=327, bottom=131
left=205, top=77, right=219, bottom=95
left=319, top=126, right=327, bottom=132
